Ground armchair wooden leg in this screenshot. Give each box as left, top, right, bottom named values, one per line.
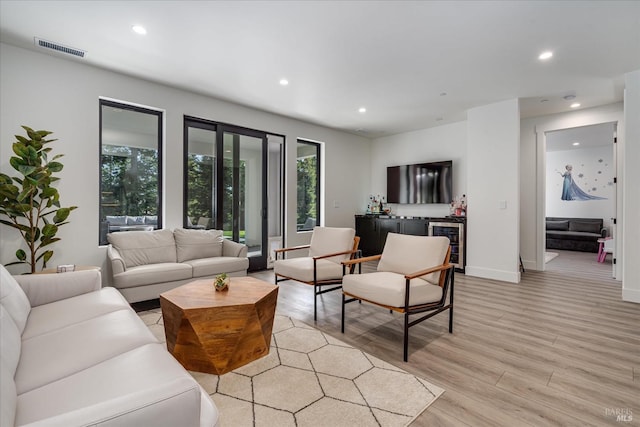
left=403, top=312, right=409, bottom=362
left=314, top=285, right=317, bottom=321
left=341, top=293, right=345, bottom=333
left=449, top=271, right=455, bottom=333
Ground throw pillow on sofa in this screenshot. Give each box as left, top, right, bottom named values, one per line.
left=107, top=229, right=177, bottom=267
left=174, top=228, right=224, bottom=262
left=105, top=215, right=127, bottom=227
left=569, top=221, right=601, bottom=234
left=126, top=216, right=146, bottom=225
left=546, top=220, right=569, bottom=231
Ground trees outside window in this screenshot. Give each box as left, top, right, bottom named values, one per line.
left=186, top=153, right=214, bottom=224
left=101, top=146, right=158, bottom=216
left=297, top=140, right=320, bottom=231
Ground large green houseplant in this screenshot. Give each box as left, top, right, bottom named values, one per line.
left=0, top=126, right=77, bottom=273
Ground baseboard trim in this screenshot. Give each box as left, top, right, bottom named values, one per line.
left=521, top=259, right=538, bottom=271
left=465, top=266, right=520, bottom=283
left=622, top=288, right=640, bottom=304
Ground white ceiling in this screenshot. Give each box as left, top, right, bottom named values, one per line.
left=1, top=1, right=639, bottom=137
left=545, top=122, right=615, bottom=152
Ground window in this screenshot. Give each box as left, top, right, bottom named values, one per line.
left=296, top=140, right=320, bottom=231
left=99, top=100, right=162, bottom=244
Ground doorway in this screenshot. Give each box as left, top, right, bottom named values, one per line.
left=183, top=117, right=284, bottom=271
left=539, top=122, right=618, bottom=280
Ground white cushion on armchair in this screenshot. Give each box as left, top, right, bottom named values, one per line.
left=274, top=226, right=356, bottom=282
left=308, top=226, right=356, bottom=263
left=377, top=234, right=450, bottom=285
left=274, top=258, right=344, bottom=282
left=342, top=233, right=450, bottom=308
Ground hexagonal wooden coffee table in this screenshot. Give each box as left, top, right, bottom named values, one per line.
left=160, top=276, right=278, bottom=375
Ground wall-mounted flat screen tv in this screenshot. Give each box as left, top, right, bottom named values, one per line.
left=387, top=160, right=453, bottom=204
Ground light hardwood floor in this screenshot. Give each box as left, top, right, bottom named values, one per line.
left=545, top=249, right=615, bottom=283
left=252, top=260, right=639, bottom=426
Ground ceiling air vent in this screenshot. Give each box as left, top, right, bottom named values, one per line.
left=34, top=37, right=86, bottom=58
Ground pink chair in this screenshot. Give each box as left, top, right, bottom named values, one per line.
left=599, top=238, right=614, bottom=263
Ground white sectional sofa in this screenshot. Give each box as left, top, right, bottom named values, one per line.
left=107, top=228, right=249, bottom=303
left=0, top=265, right=218, bottom=427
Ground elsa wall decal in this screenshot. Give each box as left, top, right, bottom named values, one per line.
left=558, top=164, right=606, bottom=201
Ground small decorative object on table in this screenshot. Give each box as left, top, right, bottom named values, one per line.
left=56, top=264, right=76, bottom=273
left=450, top=194, right=467, bottom=217
left=368, top=194, right=385, bottom=214
left=214, top=273, right=230, bottom=291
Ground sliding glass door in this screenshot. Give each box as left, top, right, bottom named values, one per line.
left=184, top=118, right=283, bottom=271
left=220, top=129, right=266, bottom=270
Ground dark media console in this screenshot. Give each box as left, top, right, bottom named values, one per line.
left=355, top=214, right=466, bottom=272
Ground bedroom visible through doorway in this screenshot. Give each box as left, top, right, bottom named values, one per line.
left=543, top=122, right=617, bottom=280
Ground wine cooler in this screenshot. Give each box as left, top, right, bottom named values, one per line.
left=428, top=221, right=465, bottom=272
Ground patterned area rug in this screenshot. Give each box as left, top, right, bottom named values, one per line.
left=545, top=251, right=559, bottom=263
left=140, top=311, right=444, bottom=427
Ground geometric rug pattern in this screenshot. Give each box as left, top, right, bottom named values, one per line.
left=140, top=311, right=444, bottom=427
left=545, top=251, right=559, bottom=263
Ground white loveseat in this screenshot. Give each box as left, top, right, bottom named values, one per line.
left=0, top=265, right=218, bottom=427
left=107, top=228, right=249, bottom=303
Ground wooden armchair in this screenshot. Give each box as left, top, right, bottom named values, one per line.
left=341, top=233, right=454, bottom=361
left=274, top=227, right=360, bottom=321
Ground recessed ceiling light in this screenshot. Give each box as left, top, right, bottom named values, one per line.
left=279, top=79, right=289, bottom=86
left=538, top=51, right=553, bottom=60
left=132, top=25, right=147, bottom=35
left=572, top=142, right=580, bottom=146
left=358, top=107, right=366, bottom=113
left=570, top=103, right=581, bottom=108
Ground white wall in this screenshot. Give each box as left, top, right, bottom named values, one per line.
left=370, top=121, right=467, bottom=217
left=623, top=69, right=640, bottom=303
left=546, top=146, right=615, bottom=232
left=519, top=103, right=623, bottom=273
left=372, top=100, right=523, bottom=284
left=0, top=43, right=371, bottom=277
left=466, top=99, right=521, bottom=283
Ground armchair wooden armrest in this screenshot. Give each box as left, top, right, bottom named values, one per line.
left=274, top=244, right=311, bottom=260
left=405, top=263, right=454, bottom=280
left=274, top=244, right=310, bottom=254
left=342, top=254, right=382, bottom=267
left=313, top=248, right=359, bottom=261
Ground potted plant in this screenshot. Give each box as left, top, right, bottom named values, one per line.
left=0, top=126, right=77, bottom=273
left=214, top=273, right=230, bottom=291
